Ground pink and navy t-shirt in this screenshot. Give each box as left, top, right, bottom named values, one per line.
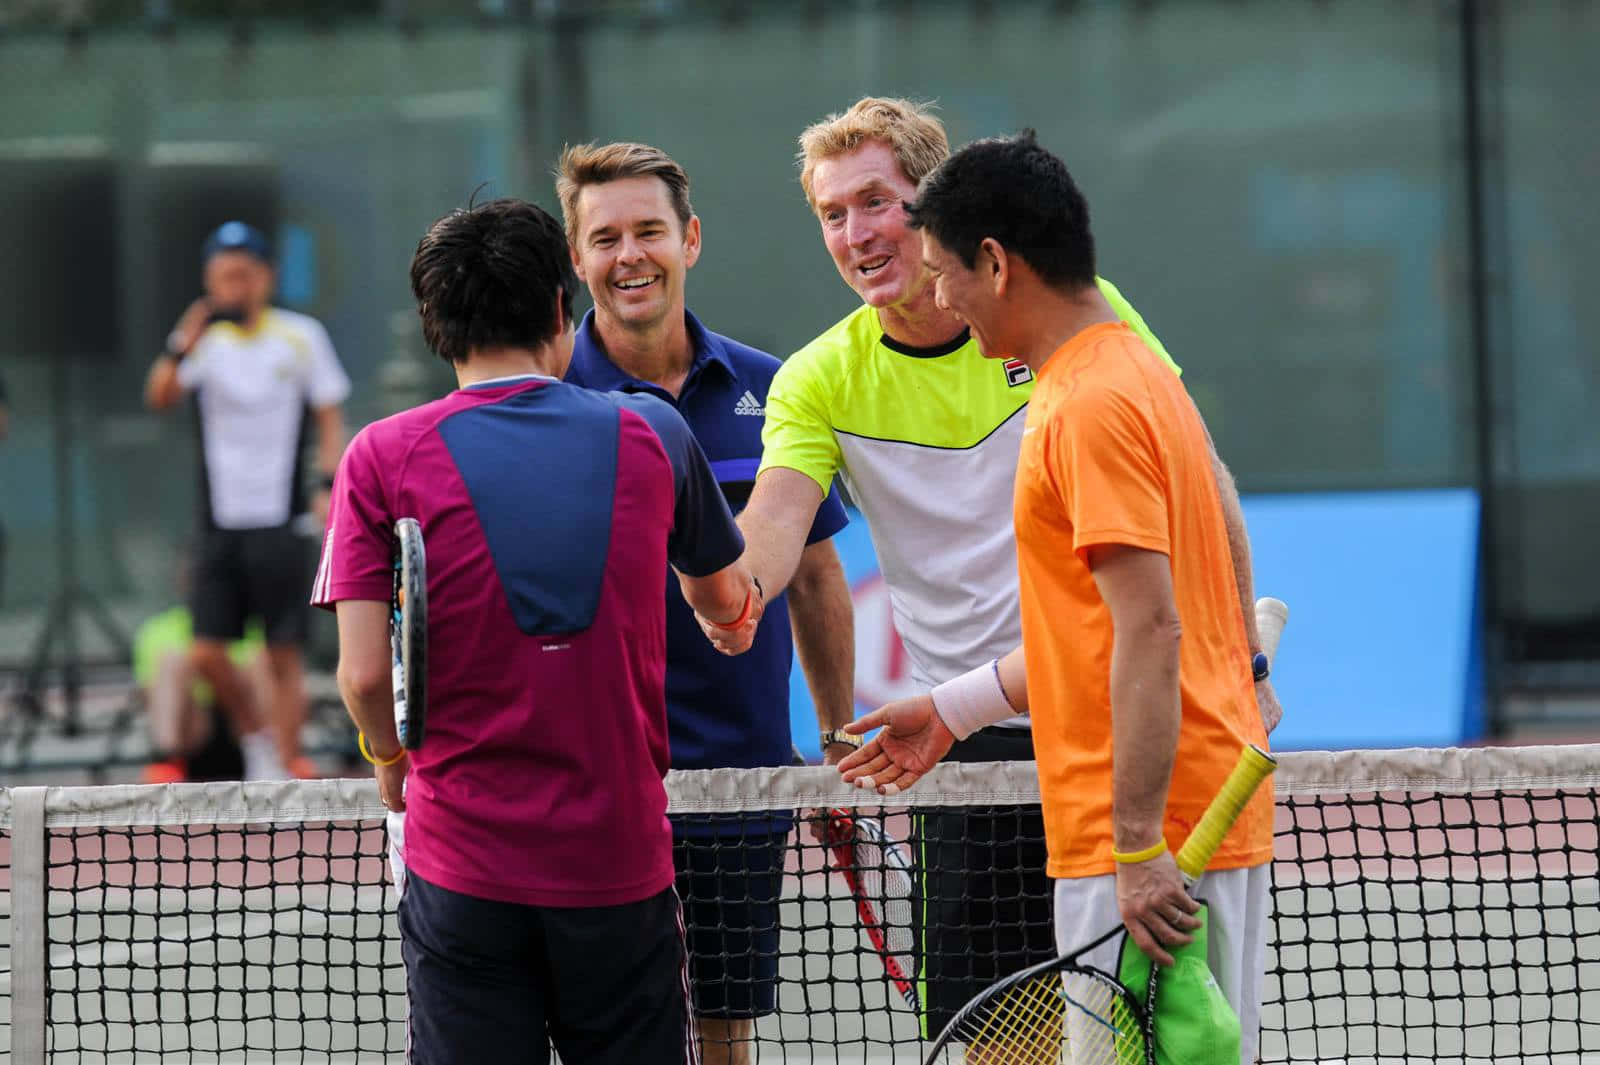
left=312, top=375, right=744, bottom=907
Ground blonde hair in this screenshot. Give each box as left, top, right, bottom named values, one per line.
left=797, top=97, right=949, bottom=209
left=555, top=141, right=694, bottom=241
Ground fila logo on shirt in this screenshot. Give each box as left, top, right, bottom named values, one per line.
left=733, top=390, right=764, bottom=416
left=1002, top=358, right=1033, bottom=387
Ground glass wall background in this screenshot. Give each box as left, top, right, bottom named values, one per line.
left=0, top=0, right=1594, bottom=715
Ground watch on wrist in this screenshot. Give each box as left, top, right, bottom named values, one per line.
left=1252, top=651, right=1271, bottom=682
left=820, top=728, right=862, bottom=750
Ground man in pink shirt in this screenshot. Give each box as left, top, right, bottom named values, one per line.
left=313, top=197, right=760, bottom=1064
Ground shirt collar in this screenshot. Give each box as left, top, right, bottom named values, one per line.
left=569, top=308, right=735, bottom=393
left=462, top=372, right=557, bottom=390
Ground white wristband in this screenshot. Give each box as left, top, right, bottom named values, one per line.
left=930, top=659, right=1017, bottom=741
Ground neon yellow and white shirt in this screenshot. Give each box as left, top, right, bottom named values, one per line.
left=761, top=277, right=1177, bottom=710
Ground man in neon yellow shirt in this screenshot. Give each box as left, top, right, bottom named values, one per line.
left=701, top=98, right=1277, bottom=1038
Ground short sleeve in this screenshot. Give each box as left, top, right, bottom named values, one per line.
left=1054, top=385, right=1172, bottom=562
left=806, top=483, right=849, bottom=545
left=759, top=353, right=844, bottom=497
left=310, top=427, right=394, bottom=607
left=614, top=394, right=745, bottom=578
left=1096, top=275, right=1181, bottom=377
left=175, top=334, right=214, bottom=390
left=302, top=318, right=352, bottom=408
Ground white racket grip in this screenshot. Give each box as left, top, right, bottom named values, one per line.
left=1255, top=597, right=1289, bottom=661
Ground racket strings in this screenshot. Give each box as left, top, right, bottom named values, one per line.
left=954, top=972, right=1063, bottom=1063
left=845, top=819, right=916, bottom=962
left=950, top=969, right=1149, bottom=1065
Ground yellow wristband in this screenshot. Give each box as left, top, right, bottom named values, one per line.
left=1111, top=838, right=1168, bottom=865
left=359, top=731, right=406, bottom=767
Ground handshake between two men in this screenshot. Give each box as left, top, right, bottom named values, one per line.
left=689, top=571, right=766, bottom=657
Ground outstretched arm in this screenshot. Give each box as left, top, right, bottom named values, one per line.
left=787, top=538, right=856, bottom=763
left=1205, top=428, right=1283, bottom=733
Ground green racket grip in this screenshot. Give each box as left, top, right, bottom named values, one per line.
left=1175, top=744, right=1277, bottom=884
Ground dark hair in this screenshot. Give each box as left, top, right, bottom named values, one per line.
left=409, top=197, right=577, bottom=365
left=905, top=130, right=1096, bottom=288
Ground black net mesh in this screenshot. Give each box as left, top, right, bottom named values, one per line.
left=2, top=751, right=1598, bottom=1063
left=1, top=826, right=11, bottom=1061
left=43, top=818, right=400, bottom=1061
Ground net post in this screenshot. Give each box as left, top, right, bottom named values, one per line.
left=11, top=786, right=48, bottom=1065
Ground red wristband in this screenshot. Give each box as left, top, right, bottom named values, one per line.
left=709, top=588, right=755, bottom=632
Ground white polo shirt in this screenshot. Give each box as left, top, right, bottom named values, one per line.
left=177, top=307, right=351, bottom=530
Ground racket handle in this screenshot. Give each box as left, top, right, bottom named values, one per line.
left=1175, top=744, right=1277, bottom=884
left=1255, top=597, right=1289, bottom=660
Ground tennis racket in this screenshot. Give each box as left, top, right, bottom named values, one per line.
left=922, top=597, right=1289, bottom=1064
left=391, top=517, right=428, bottom=750
left=820, top=809, right=919, bottom=1009
left=790, top=744, right=920, bottom=1009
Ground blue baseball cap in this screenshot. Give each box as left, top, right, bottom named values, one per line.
left=202, top=221, right=272, bottom=264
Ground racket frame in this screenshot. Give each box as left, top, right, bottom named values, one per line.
left=391, top=517, right=427, bottom=750
left=821, top=809, right=919, bottom=1009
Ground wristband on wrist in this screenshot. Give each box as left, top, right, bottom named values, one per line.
left=930, top=659, right=1017, bottom=741
left=1111, top=838, right=1168, bottom=864
left=709, top=587, right=755, bottom=632
left=358, top=731, right=406, bottom=767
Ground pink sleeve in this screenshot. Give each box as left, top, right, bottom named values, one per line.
left=310, top=428, right=394, bottom=607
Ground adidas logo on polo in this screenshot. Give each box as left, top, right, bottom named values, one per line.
left=733, top=390, right=764, bottom=416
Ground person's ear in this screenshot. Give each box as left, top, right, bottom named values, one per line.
left=979, top=237, right=1009, bottom=298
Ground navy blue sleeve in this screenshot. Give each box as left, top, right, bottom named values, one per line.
left=614, top=393, right=745, bottom=578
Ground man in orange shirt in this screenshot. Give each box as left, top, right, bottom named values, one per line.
left=839, top=132, right=1277, bottom=1064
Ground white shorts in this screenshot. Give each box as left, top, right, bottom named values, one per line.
left=1053, top=864, right=1271, bottom=1065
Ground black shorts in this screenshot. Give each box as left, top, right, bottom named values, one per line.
left=399, top=871, right=694, bottom=1065
left=190, top=525, right=312, bottom=645
left=671, top=820, right=786, bottom=1019
left=910, top=726, right=1055, bottom=1039
left=185, top=709, right=243, bottom=781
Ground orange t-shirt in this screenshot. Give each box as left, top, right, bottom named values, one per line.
left=1014, top=321, right=1272, bottom=879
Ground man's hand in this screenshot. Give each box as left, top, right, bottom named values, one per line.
left=169, top=298, right=213, bottom=356
left=836, top=693, right=955, bottom=795
left=1255, top=678, right=1283, bottom=734
left=1116, top=850, right=1201, bottom=967
left=374, top=750, right=408, bottom=813
left=803, top=740, right=858, bottom=844
left=694, top=580, right=765, bottom=656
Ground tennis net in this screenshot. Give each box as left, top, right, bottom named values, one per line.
left=1, top=744, right=1597, bottom=1063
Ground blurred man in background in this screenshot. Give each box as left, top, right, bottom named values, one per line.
left=135, top=605, right=267, bottom=784
left=558, top=141, right=854, bottom=1065
left=144, top=221, right=351, bottom=780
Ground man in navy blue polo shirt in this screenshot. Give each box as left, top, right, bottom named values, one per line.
left=558, top=141, right=856, bottom=1065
